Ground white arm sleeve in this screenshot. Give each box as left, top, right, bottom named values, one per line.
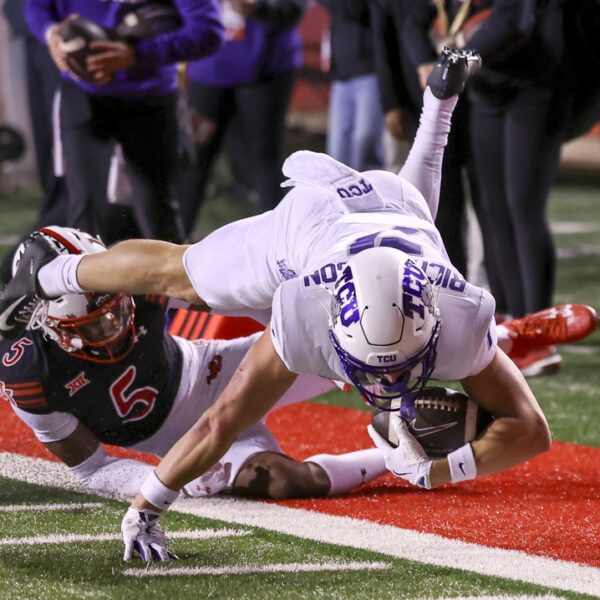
left=11, top=406, right=79, bottom=443
left=69, top=446, right=155, bottom=499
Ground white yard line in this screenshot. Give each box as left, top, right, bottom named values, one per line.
left=175, top=497, right=600, bottom=597
left=0, top=502, right=104, bottom=512
left=2, top=453, right=599, bottom=595
left=0, top=529, right=249, bottom=546
left=123, top=560, right=391, bottom=577
left=436, top=597, right=564, bottom=600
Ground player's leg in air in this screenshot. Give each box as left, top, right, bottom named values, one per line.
left=399, top=48, right=481, bottom=219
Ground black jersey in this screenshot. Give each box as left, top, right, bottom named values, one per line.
left=0, top=296, right=182, bottom=447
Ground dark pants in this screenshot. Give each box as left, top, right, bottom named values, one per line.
left=179, top=71, right=296, bottom=235
left=59, top=81, right=184, bottom=245
left=469, top=82, right=570, bottom=317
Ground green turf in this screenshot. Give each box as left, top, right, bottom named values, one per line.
left=0, top=478, right=595, bottom=600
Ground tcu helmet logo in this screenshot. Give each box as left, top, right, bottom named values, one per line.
left=333, top=266, right=359, bottom=327
left=336, top=178, right=373, bottom=200
left=402, top=260, right=435, bottom=321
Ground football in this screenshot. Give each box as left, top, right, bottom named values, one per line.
left=57, top=17, right=111, bottom=83
left=113, top=3, right=183, bottom=43
left=371, top=387, right=493, bottom=458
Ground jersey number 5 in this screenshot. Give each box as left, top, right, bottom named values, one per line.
left=110, top=366, right=158, bottom=423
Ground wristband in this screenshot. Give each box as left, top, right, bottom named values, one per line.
left=139, top=471, right=180, bottom=509
left=447, top=443, right=477, bottom=483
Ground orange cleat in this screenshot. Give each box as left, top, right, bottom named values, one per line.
left=503, top=304, right=598, bottom=357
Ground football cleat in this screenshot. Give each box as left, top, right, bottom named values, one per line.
left=511, top=345, right=562, bottom=378
left=0, top=234, right=59, bottom=339
left=427, top=47, right=481, bottom=99
left=503, top=304, right=598, bottom=357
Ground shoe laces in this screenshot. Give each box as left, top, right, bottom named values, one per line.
left=26, top=300, right=49, bottom=332
left=508, top=314, right=565, bottom=341
left=14, top=296, right=44, bottom=327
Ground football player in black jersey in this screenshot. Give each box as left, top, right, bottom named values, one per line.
left=0, top=227, right=388, bottom=559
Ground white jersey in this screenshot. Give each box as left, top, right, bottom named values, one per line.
left=183, top=155, right=497, bottom=383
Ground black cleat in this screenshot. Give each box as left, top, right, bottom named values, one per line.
left=427, top=47, right=481, bottom=99
left=0, top=234, right=59, bottom=339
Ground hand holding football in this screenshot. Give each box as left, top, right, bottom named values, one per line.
left=56, top=16, right=111, bottom=83
left=371, top=386, right=493, bottom=458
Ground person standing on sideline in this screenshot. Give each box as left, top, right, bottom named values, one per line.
left=25, top=0, right=224, bottom=245
left=317, top=0, right=384, bottom=171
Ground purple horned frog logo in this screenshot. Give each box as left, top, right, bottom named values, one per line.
left=277, top=259, right=297, bottom=281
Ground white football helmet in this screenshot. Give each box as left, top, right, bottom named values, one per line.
left=13, top=226, right=135, bottom=363
left=329, top=247, right=441, bottom=411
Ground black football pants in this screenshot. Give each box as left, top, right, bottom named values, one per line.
left=59, top=81, right=184, bottom=245
left=469, top=83, right=570, bottom=317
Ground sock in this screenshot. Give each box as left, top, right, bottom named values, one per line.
left=305, top=449, right=387, bottom=496
left=38, top=255, right=86, bottom=297
left=399, top=87, right=459, bottom=219
left=496, top=324, right=513, bottom=354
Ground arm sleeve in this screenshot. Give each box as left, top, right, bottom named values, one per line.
left=68, top=445, right=155, bottom=499
left=464, top=0, right=536, bottom=63
left=135, top=0, right=225, bottom=67
left=25, top=0, right=60, bottom=44
left=369, top=0, right=413, bottom=112
left=248, top=0, right=308, bottom=28
left=11, top=406, right=79, bottom=443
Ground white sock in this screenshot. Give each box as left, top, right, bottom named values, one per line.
left=496, top=324, right=513, bottom=354
left=38, top=255, right=86, bottom=297
left=399, top=87, right=459, bottom=219
left=305, top=449, right=387, bottom=496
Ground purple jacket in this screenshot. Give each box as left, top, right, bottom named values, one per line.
left=26, top=0, right=224, bottom=98
left=186, top=17, right=302, bottom=87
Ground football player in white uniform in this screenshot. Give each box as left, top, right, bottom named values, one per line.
left=1, top=49, right=597, bottom=561
left=2, top=229, right=389, bottom=560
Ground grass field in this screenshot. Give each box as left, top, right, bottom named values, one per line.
left=0, top=178, right=599, bottom=599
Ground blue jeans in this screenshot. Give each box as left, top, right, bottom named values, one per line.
left=327, top=73, right=384, bottom=171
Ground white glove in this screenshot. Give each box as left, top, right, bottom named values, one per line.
left=182, top=461, right=233, bottom=497
left=121, top=507, right=178, bottom=562
left=367, top=420, right=433, bottom=489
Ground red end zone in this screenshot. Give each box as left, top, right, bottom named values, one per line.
left=1, top=399, right=598, bottom=569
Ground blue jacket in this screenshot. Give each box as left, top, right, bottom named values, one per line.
left=186, top=0, right=306, bottom=87
left=26, top=0, right=224, bottom=98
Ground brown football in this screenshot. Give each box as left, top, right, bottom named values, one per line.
left=371, top=387, right=493, bottom=458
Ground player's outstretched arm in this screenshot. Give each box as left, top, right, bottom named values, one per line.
left=131, top=328, right=298, bottom=510
left=76, top=240, right=202, bottom=304
left=458, top=349, right=552, bottom=478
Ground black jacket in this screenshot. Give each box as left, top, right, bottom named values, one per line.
left=369, top=0, right=422, bottom=113
left=317, top=0, right=374, bottom=81
left=403, top=0, right=569, bottom=88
